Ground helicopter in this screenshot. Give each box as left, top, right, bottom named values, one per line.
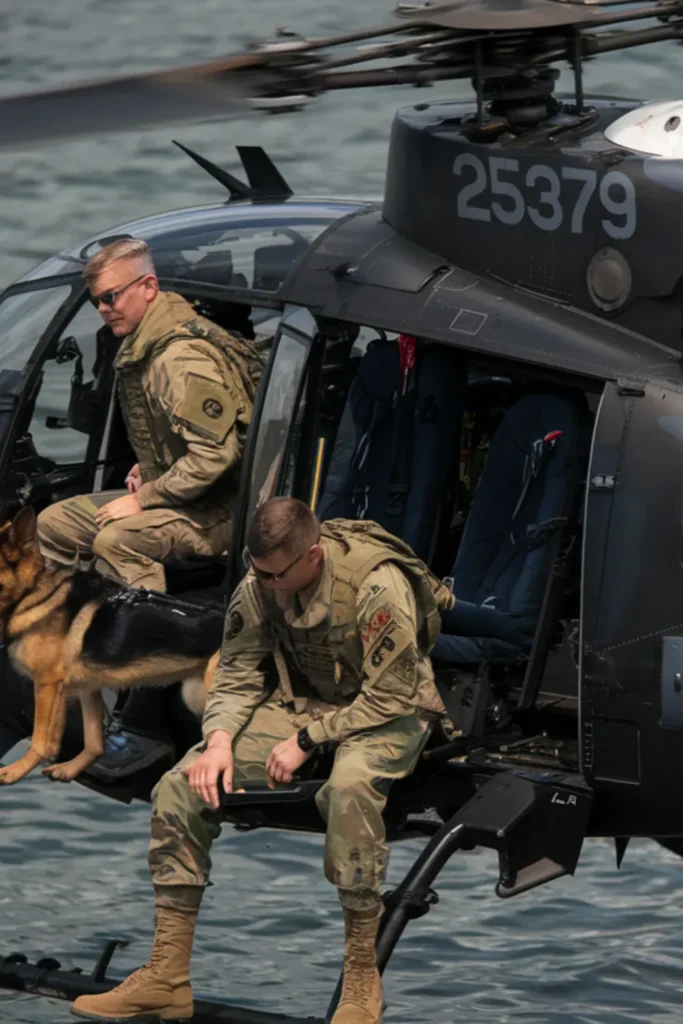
left=2, top=0, right=683, bottom=1020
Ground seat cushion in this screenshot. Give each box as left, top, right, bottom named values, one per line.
left=452, top=391, right=590, bottom=638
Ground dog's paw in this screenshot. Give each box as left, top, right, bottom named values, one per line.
left=0, top=748, right=42, bottom=784
left=0, top=763, right=31, bottom=785
left=41, top=761, right=79, bottom=782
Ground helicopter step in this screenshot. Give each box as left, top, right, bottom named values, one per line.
left=369, top=767, right=594, bottom=985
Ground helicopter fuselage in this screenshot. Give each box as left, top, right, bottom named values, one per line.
left=0, top=110, right=683, bottom=847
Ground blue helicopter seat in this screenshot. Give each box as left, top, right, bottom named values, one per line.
left=432, top=390, right=590, bottom=666
left=318, top=338, right=466, bottom=562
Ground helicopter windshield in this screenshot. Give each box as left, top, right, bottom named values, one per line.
left=17, top=201, right=362, bottom=293
left=0, top=285, right=73, bottom=371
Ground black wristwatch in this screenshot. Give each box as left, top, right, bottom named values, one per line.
left=296, top=726, right=317, bottom=753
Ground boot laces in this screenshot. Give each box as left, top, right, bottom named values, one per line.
left=342, top=950, right=378, bottom=1006
left=341, top=919, right=379, bottom=1007
left=113, top=963, right=156, bottom=994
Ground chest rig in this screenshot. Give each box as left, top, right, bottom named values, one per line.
left=115, top=292, right=266, bottom=483
left=263, top=518, right=454, bottom=711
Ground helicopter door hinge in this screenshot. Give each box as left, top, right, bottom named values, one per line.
left=616, top=379, right=645, bottom=397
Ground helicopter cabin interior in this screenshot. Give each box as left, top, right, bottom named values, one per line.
left=1, top=261, right=603, bottom=778
left=252, top=314, right=599, bottom=775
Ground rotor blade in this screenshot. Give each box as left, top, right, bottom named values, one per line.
left=395, top=0, right=608, bottom=30
left=0, top=53, right=280, bottom=149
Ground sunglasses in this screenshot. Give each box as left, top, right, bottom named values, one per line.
left=242, top=546, right=306, bottom=582
left=89, top=273, right=147, bottom=309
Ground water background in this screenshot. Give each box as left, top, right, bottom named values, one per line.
left=2, top=2, right=683, bottom=1021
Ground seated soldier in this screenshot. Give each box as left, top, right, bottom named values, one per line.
left=37, top=238, right=266, bottom=777
left=70, top=497, right=452, bottom=1024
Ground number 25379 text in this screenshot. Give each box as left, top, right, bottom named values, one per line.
left=452, top=154, right=636, bottom=239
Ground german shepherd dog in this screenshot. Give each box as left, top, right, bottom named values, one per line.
left=0, top=506, right=222, bottom=786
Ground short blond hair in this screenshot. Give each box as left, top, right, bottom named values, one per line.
left=246, top=498, right=320, bottom=559
left=83, top=238, right=156, bottom=288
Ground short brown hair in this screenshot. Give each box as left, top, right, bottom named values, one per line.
left=246, top=497, right=320, bottom=559
left=83, top=238, right=156, bottom=288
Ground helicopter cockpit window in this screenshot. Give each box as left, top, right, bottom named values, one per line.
left=51, top=205, right=354, bottom=295
left=150, top=221, right=328, bottom=292
left=0, top=286, right=72, bottom=371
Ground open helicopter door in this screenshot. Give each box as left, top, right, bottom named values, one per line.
left=227, top=303, right=320, bottom=589
left=580, top=378, right=683, bottom=833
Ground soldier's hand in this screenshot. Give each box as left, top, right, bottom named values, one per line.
left=265, top=733, right=311, bottom=787
left=183, top=732, right=234, bottom=810
left=96, top=493, right=142, bottom=527
left=125, top=463, right=142, bottom=494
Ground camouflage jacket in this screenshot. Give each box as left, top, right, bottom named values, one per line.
left=202, top=520, right=452, bottom=745
left=115, top=291, right=266, bottom=514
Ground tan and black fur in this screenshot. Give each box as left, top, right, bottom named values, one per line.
left=0, top=507, right=220, bottom=785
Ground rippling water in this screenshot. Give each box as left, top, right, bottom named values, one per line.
left=2, top=2, right=683, bottom=1022
left=4, top=757, right=683, bottom=1024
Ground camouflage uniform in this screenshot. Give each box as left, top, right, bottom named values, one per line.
left=149, top=520, right=452, bottom=912
left=37, top=292, right=265, bottom=591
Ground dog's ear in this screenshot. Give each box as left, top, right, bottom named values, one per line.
left=9, top=506, right=38, bottom=555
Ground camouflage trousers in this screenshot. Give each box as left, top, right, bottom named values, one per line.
left=149, top=697, right=430, bottom=912
left=37, top=490, right=232, bottom=592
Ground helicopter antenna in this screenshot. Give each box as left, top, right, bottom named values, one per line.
left=236, top=146, right=293, bottom=200
left=173, top=141, right=293, bottom=201
left=172, top=140, right=253, bottom=199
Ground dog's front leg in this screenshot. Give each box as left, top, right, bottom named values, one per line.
left=0, top=680, right=66, bottom=785
left=43, top=690, right=104, bottom=782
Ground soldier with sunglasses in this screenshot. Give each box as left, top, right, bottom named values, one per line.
left=37, top=237, right=266, bottom=777
left=71, top=495, right=453, bottom=1024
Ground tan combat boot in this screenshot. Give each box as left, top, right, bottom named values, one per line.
left=331, top=904, right=383, bottom=1024
left=70, top=899, right=198, bottom=1022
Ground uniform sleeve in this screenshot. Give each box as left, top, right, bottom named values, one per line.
left=202, top=576, right=274, bottom=741
left=137, top=340, right=243, bottom=509
left=306, top=563, right=423, bottom=746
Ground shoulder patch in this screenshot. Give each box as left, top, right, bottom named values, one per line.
left=373, top=644, right=419, bottom=698
left=173, top=372, right=237, bottom=444
left=361, top=604, right=393, bottom=647
left=224, top=609, right=244, bottom=642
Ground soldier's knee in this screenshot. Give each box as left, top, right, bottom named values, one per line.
left=37, top=502, right=82, bottom=565
left=37, top=502, right=67, bottom=544
left=152, top=764, right=194, bottom=816
left=317, top=772, right=385, bottom=821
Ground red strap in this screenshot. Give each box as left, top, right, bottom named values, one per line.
left=544, top=430, right=563, bottom=444
left=398, top=334, right=417, bottom=396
